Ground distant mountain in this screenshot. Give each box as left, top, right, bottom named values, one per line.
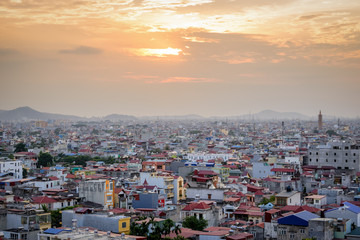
left=232, top=110, right=311, bottom=120
left=0, top=107, right=84, bottom=121
left=103, top=114, right=137, bottom=121
left=140, top=114, right=205, bottom=120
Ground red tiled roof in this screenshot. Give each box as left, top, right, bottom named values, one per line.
left=48, top=176, right=59, bottom=181
left=182, top=202, right=211, bottom=211
left=32, top=196, right=57, bottom=204
left=226, top=232, right=253, bottom=240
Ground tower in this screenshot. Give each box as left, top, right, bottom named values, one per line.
left=318, top=110, right=323, bottom=130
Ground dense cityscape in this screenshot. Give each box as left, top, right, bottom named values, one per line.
left=0, top=109, right=360, bottom=240
left=1, top=1, right=359, bottom=239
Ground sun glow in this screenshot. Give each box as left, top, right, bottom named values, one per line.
left=134, top=47, right=182, bottom=57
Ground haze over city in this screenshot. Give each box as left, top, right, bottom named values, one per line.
left=1, top=0, right=360, bottom=117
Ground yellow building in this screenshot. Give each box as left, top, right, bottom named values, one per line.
left=79, top=179, right=115, bottom=209
left=174, top=176, right=186, bottom=202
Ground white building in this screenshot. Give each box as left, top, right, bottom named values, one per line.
left=325, top=202, right=360, bottom=227
left=26, top=177, right=62, bottom=191
left=0, top=158, right=23, bottom=179
left=186, top=153, right=233, bottom=162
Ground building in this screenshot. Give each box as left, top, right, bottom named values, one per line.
left=307, top=141, right=360, bottom=171
left=132, top=192, right=158, bottom=209
left=277, top=211, right=319, bottom=240
left=325, top=202, right=360, bottom=227
left=275, top=189, right=301, bottom=207
left=0, top=158, right=23, bottom=179
left=38, top=228, right=147, bottom=240
left=79, top=179, right=115, bottom=209
left=318, top=111, right=323, bottom=130
left=62, top=210, right=130, bottom=234
left=180, top=201, right=222, bottom=227
left=173, top=176, right=185, bottom=203
left=304, top=195, right=327, bottom=208
left=308, top=218, right=334, bottom=240
left=4, top=209, right=51, bottom=231
left=139, top=172, right=175, bottom=202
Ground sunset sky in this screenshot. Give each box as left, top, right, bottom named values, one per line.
left=1, top=0, right=360, bottom=118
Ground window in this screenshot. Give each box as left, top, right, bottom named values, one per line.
left=326, top=153, right=328, bottom=156
left=21, top=234, right=27, bottom=240
left=334, top=153, right=337, bottom=156
left=346, top=153, right=348, bottom=156
left=354, top=160, right=356, bottom=163
left=310, top=152, right=312, bottom=155
left=300, top=229, right=305, bottom=234
left=110, top=182, right=113, bottom=191
left=21, top=217, right=27, bottom=224
left=199, top=213, right=203, bottom=219
left=309, top=159, right=312, bottom=162
left=290, top=234, right=295, bottom=239
left=107, top=196, right=112, bottom=201
left=346, top=160, right=348, bottom=162
left=326, top=159, right=328, bottom=162
left=334, top=159, right=337, bottom=162
left=122, top=222, right=127, bottom=228
left=316, top=159, right=318, bottom=162
left=208, top=194, right=212, bottom=200
left=354, top=153, right=356, bottom=156
left=316, top=152, right=318, bottom=155
left=10, top=233, right=18, bottom=240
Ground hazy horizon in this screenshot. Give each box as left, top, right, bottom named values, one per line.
left=1, top=0, right=359, bottom=118
left=1, top=106, right=357, bottom=119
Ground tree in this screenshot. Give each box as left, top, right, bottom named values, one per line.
left=14, top=142, right=27, bottom=153
left=182, top=216, right=207, bottom=231
left=41, top=204, right=49, bottom=212
left=326, top=130, right=338, bottom=137
left=37, top=152, right=54, bottom=168
left=259, top=195, right=275, bottom=205
left=130, top=217, right=150, bottom=237
left=162, top=219, right=175, bottom=236
left=173, top=236, right=186, bottom=240
left=23, top=168, right=28, bottom=178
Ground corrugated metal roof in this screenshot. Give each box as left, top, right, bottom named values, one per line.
left=43, top=228, right=67, bottom=234
left=278, top=210, right=318, bottom=226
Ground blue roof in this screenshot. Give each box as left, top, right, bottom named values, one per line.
left=278, top=210, right=318, bottom=227
left=344, top=202, right=360, bottom=214
left=326, top=202, right=360, bottom=214
left=43, top=228, right=68, bottom=234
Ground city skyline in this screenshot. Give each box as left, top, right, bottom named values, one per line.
left=1, top=0, right=360, bottom=117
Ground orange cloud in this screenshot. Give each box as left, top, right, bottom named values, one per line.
left=160, top=77, right=219, bottom=83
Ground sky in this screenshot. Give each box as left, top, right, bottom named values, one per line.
left=0, top=0, right=360, bottom=118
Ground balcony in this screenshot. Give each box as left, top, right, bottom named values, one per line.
left=166, top=184, right=174, bottom=189
left=164, top=177, right=173, bottom=182
left=167, top=193, right=174, bottom=198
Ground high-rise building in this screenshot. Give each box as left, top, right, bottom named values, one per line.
left=318, top=110, right=323, bottom=130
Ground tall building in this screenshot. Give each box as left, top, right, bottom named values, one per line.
left=79, top=179, right=115, bottom=209
left=318, top=110, right=323, bottom=130
left=307, top=141, right=360, bottom=171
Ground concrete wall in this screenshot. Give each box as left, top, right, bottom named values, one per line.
left=132, top=192, right=158, bottom=209
left=62, top=210, right=130, bottom=233
left=186, top=188, right=225, bottom=202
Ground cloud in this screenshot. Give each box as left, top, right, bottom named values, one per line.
left=59, top=46, right=102, bottom=55
left=298, top=14, right=323, bottom=21
left=160, top=76, right=219, bottom=83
